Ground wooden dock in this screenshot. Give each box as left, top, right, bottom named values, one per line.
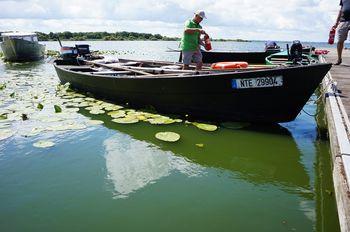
left=323, top=48, right=350, bottom=232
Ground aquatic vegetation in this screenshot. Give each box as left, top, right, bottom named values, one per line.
left=37, top=103, right=44, bottom=110
left=155, top=132, right=180, bottom=142
left=0, top=63, right=221, bottom=145
left=0, top=83, right=6, bottom=90
left=147, top=117, right=176, bottom=125
left=33, top=140, right=55, bottom=148
left=0, top=129, right=14, bottom=140
left=89, top=109, right=105, bottom=115
left=54, top=105, right=62, bottom=113
left=195, top=143, right=204, bottom=148
left=46, top=50, right=60, bottom=58
left=112, top=117, right=139, bottom=124
left=192, top=122, right=218, bottom=131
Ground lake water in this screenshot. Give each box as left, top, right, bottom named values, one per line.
left=0, top=41, right=340, bottom=232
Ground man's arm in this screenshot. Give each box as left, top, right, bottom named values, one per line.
left=184, top=28, right=206, bottom=34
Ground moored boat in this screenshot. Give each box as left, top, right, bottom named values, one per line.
left=53, top=53, right=331, bottom=123
left=0, top=32, right=45, bottom=62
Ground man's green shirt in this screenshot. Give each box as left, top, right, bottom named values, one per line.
left=180, top=19, right=202, bottom=51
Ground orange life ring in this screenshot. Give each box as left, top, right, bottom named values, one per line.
left=211, top=61, right=249, bottom=70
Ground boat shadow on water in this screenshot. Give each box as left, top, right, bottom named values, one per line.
left=79, top=109, right=313, bottom=199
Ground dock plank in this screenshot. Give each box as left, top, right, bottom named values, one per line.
left=325, top=48, right=350, bottom=116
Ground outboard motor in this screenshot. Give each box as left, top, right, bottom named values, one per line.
left=60, top=46, right=78, bottom=60
left=289, top=40, right=303, bottom=64
left=75, top=44, right=90, bottom=57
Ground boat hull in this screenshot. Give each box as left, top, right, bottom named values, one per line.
left=0, top=38, right=45, bottom=62
left=54, top=62, right=331, bottom=123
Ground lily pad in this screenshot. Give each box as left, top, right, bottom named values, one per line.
left=89, top=109, right=105, bottom=115
left=111, top=117, right=139, bottom=124
left=54, top=105, right=62, bottom=113
left=195, top=143, right=204, bottom=148
left=193, top=122, right=218, bottom=132
left=33, top=140, right=55, bottom=148
left=155, top=132, right=180, bottom=142
left=108, top=110, right=126, bottom=118
left=0, top=129, right=14, bottom=141
left=147, top=117, right=176, bottom=125
left=37, top=103, right=44, bottom=110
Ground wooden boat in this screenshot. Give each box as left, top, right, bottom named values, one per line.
left=53, top=57, right=331, bottom=123
left=0, top=32, right=45, bottom=62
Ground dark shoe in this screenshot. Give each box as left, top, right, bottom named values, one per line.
left=334, top=58, right=342, bottom=65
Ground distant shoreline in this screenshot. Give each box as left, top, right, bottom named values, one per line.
left=35, top=31, right=251, bottom=42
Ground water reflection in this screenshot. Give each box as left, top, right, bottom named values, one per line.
left=81, top=108, right=312, bottom=198
left=104, top=132, right=203, bottom=198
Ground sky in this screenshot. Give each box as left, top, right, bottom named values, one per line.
left=0, top=0, right=342, bottom=42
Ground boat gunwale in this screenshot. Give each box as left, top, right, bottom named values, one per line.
left=54, top=61, right=333, bottom=80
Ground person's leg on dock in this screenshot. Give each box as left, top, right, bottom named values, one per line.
left=336, top=21, right=350, bottom=65
left=336, top=41, right=344, bottom=65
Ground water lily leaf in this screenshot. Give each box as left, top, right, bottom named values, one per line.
left=84, top=97, right=96, bottom=102
left=0, top=83, right=6, bottom=90
left=155, top=132, right=180, bottom=142
left=77, top=102, right=90, bottom=107
left=37, top=103, right=44, bottom=110
left=54, top=105, right=62, bottom=113
left=33, top=140, right=55, bottom=148
left=85, top=105, right=103, bottom=111
left=89, top=109, right=105, bottom=115
left=147, top=117, right=176, bottom=125
left=21, top=114, right=28, bottom=121
left=111, top=117, right=139, bottom=124
left=0, top=129, right=14, bottom=141
left=193, top=122, right=218, bottom=131
left=104, top=105, right=123, bottom=111
left=10, top=92, right=15, bottom=98
left=72, top=98, right=85, bottom=103
left=196, top=143, right=204, bottom=148
left=137, top=115, right=147, bottom=121
left=108, top=110, right=126, bottom=118
left=0, top=114, right=7, bottom=120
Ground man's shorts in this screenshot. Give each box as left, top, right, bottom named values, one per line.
left=182, top=49, right=202, bottom=65
left=337, top=21, right=350, bottom=42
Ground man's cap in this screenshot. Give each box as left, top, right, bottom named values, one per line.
left=195, top=10, right=206, bottom=19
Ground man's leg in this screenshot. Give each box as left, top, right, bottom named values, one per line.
left=193, top=49, right=203, bottom=70
left=182, top=51, right=193, bottom=70
left=336, top=22, right=349, bottom=65
left=196, top=62, right=203, bottom=70
left=336, top=41, right=344, bottom=64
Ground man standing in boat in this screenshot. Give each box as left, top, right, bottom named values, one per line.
left=333, top=0, right=350, bottom=65
left=181, top=10, right=208, bottom=70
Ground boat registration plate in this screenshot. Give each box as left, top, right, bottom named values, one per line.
left=232, top=76, right=283, bottom=89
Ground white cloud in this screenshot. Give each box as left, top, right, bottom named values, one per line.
left=0, top=0, right=342, bottom=41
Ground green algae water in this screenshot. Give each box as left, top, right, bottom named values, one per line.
left=0, top=41, right=340, bottom=232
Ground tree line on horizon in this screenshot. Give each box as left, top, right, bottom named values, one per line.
left=35, top=31, right=250, bottom=42
left=35, top=31, right=180, bottom=41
